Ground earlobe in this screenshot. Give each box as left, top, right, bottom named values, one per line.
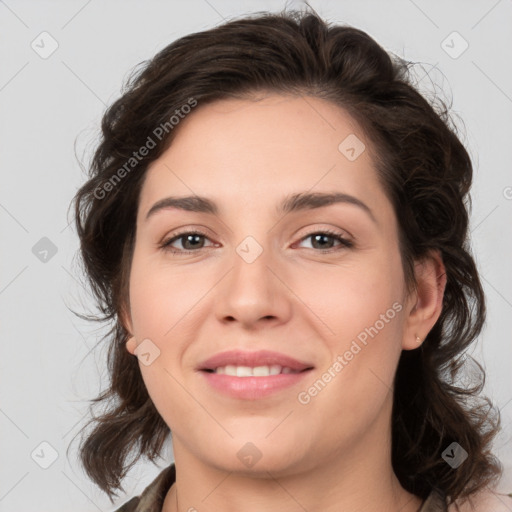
left=126, top=336, right=137, bottom=355
left=402, top=250, right=447, bottom=350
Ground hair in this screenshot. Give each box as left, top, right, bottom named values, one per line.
left=71, top=5, right=502, bottom=507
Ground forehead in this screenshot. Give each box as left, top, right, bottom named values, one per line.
left=165, top=93, right=366, bottom=162
left=138, top=94, right=388, bottom=219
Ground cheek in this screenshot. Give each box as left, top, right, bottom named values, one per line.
left=127, top=250, right=201, bottom=425
left=297, top=303, right=405, bottom=446
left=128, top=249, right=212, bottom=341
left=300, top=255, right=405, bottom=344
left=298, top=251, right=406, bottom=404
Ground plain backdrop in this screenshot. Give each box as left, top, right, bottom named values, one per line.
left=1, top=1, right=511, bottom=510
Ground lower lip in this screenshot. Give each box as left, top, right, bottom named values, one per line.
left=200, top=370, right=312, bottom=400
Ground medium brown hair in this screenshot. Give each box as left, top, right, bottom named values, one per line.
left=71, top=6, right=502, bottom=505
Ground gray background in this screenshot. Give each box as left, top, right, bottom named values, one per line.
left=1, top=0, right=511, bottom=510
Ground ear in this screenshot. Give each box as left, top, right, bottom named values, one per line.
left=119, top=303, right=137, bottom=355
left=402, top=250, right=447, bottom=350
left=125, top=336, right=137, bottom=355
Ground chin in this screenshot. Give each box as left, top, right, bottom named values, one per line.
left=201, top=434, right=308, bottom=476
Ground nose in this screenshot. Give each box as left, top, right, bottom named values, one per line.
left=214, top=242, right=293, bottom=330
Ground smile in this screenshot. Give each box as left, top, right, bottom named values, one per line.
left=205, top=364, right=302, bottom=376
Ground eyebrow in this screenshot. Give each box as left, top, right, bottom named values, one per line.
left=145, top=191, right=376, bottom=223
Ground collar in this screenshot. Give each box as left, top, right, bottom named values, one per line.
left=115, top=463, right=176, bottom=512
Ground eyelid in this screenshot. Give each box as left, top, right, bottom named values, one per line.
left=159, top=225, right=354, bottom=254
left=294, top=224, right=353, bottom=243
left=159, top=228, right=214, bottom=252
left=292, top=228, right=353, bottom=252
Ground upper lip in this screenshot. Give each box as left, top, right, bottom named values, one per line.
left=198, top=350, right=314, bottom=372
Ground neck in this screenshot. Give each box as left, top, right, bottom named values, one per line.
left=162, top=400, right=422, bottom=512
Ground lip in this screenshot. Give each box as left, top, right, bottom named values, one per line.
left=197, top=350, right=314, bottom=400
left=197, top=349, right=313, bottom=372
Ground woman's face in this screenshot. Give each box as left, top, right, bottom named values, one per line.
left=125, top=94, right=417, bottom=476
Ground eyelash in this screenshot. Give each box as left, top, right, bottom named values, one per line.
left=159, top=228, right=353, bottom=255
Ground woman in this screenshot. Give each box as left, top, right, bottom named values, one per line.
left=71, top=7, right=509, bottom=512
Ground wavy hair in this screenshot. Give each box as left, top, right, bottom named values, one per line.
left=70, top=6, right=502, bottom=505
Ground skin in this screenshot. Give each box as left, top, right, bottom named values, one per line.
left=123, top=93, right=446, bottom=512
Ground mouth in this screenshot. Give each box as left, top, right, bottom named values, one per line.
left=202, top=364, right=308, bottom=377
left=197, top=350, right=314, bottom=400
left=198, top=349, right=314, bottom=373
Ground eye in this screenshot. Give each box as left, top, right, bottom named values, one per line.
left=160, top=230, right=215, bottom=254
left=159, top=229, right=353, bottom=255
left=296, top=230, right=353, bottom=252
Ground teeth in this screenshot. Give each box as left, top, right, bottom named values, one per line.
left=225, top=365, right=237, bottom=376
left=269, top=364, right=281, bottom=375
left=212, top=364, right=298, bottom=376
left=236, top=366, right=253, bottom=377
left=253, top=366, right=271, bottom=376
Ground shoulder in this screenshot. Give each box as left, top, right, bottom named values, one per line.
left=113, top=496, right=139, bottom=512
left=112, top=463, right=176, bottom=512
left=448, top=488, right=512, bottom=512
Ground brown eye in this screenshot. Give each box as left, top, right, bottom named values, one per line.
left=160, top=231, right=213, bottom=253
left=297, top=231, right=353, bottom=252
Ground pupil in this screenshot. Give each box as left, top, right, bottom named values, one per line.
left=184, top=234, right=203, bottom=250
left=313, top=234, right=333, bottom=249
